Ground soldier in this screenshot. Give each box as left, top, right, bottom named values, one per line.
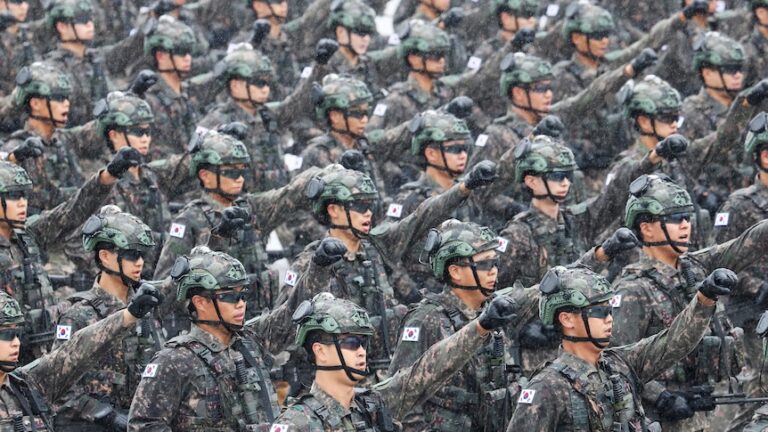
left=611, top=174, right=768, bottom=431
left=271, top=290, right=518, bottom=431
left=743, top=0, right=768, bottom=87
left=0, top=0, right=35, bottom=101
left=506, top=265, right=731, bottom=431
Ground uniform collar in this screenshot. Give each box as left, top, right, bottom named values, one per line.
left=188, top=324, right=233, bottom=353
left=309, top=381, right=352, bottom=418
left=91, top=280, right=133, bottom=308
left=440, top=285, right=481, bottom=320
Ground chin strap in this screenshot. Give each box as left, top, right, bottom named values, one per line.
left=448, top=265, right=496, bottom=297
left=511, top=88, right=549, bottom=121
left=531, top=178, right=568, bottom=203
left=203, top=169, right=240, bottom=202
left=699, top=70, right=739, bottom=100
left=339, top=28, right=366, bottom=57
left=575, top=34, right=603, bottom=63
left=58, top=22, right=88, bottom=44
left=97, top=253, right=142, bottom=290
left=0, top=360, right=16, bottom=373
left=329, top=110, right=366, bottom=140
left=314, top=334, right=371, bottom=382
left=426, top=143, right=464, bottom=177
left=193, top=297, right=244, bottom=333
left=230, top=80, right=265, bottom=109
left=561, top=309, right=610, bottom=349
left=260, top=4, right=287, bottom=24
left=636, top=117, right=667, bottom=142
left=157, top=50, right=190, bottom=80
left=641, top=219, right=689, bottom=254
left=29, top=98, right=67, bottom=128
left=329, top=205, right=370, bottom=239
left=410, top=57, right=444, bottom=80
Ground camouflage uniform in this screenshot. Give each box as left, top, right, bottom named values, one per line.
left=653, top=16, right=712, bottom=98
left=743, top=0, right=768, bottom=86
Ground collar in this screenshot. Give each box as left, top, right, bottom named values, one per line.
left=201, top=191, right=231, bottom=211
left=152, top=76, right=188, bottom=99
left=497, top=110, right=533, bottom=136
left=91, top=281, right=132, bottom=309
left=0, top=235, right=12, bottom=248
left=696, top=86, right=730, bottom=115
left=440, top=285, right=480, bottom=320
left=558, top=350, right=599, bottom=376
left=527, top=204, right=564, bottom=232
left=309, top=381, right=352, bottom=418
left=567, top=54, right=604, bottom=82
left=187, top=324, right=232, bottom=353
left=638, top=252, right=679, bottom=281
left=405, top=75, right=441, bottom=105
left=419, top=172, right=450, bottom=194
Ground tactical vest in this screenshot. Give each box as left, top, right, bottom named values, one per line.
left=513, top=209, right=581, bottom=287
left=1, top=373, right=55, bottom=432
left=298, top=388, right=396, bottom=432
left=253, top=108, right=289, bottom=192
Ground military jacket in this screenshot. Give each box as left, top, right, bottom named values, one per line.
left=679, top=87, right=729, bottom=140
left=744, top=28, right=768, bottom=88
left=143, top=78, right=198, bottom=161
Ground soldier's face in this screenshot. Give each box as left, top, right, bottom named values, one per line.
left=498, top=11, right=536, bottom=32
left=194, top=287, right=248, bottom=326
left=701, top=67, right=744, bottom=93
left=99, top=249, right=145, bottom=282
left=56, top=19, right=94, bottom=42
left=29, top=97, right=69, bottom=126
left=684, top=0, right=717, bottom=15
left=756, top=7, right=768, bottom=25
left=760, top=149, right=768, bottom=170
left=109, top=123, right=152, bottom=156
left=156, top=51, right=193, bottom=76
left=327, top=202, right=373, bottom=234
left=252, top=0, right=288, bottom=22
left=348, top=31, right=371, bottom=56
left=313, top=334, right=368, bottom=383
left=408, top=53, right=446, bottom=76
left=424, top=140, right=468, bottom=174
left=200, top=163, right=246, bottom=196
left=229, top=79, right=271, bottom=105
left=0, top=194, right=27, bottom=225
left=524, top=172, right=571, bottom=202
left=572, top=32, right=610, bottom=59
left=448, top=249, right=498, bottom=291
left=511, top=82, right=553, bottom=114
left=0, top=325, right=21, bottom=365
left=1, top=0, right=28, bottom=22
left=637, top=115, right=678, bottom=139
left=329, top=104, right=369, bottom=136
left=639, top=217, right=691, bottom=254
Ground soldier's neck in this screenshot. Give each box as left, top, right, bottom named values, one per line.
left=417, top=4, right=439, bottom=19
left=450, top=287, right=484, bottom=311
left=340, top=46, right=359, bottom=66
left=638, top=134, right=658, bottom=151
left=642, top=246, right=679, bottom=268
left=410, top=71, right=434, bottom=93
left=97, top=272, right=130, bottom=304
left=425, top=166, right=454, bottom=190
left=208, top=192, right=234, bottom=207
left=5, top=24, right=18, bottom=35
left=574, top=52, right=600, bottom=71
left=510, top=105, right=539, bottom=126
left=562, top=340, right=601, bottom=366
left=498, top=29, right=514, bottom=43
left=128, top=165, right=140, bottom=179
left=159, top=72, right=183, bottom=95
left=759, top=171, right=768, bottom=187
left=199, top=322, right=233, bottom=346
left=26, top=119, right=54, bottom=142
left=692, top=14, right=709, bottom=30
left=59, top=41, right=86, bottom=58
left=0, top=223, right=11, bottom=241
left=531, top=197, right=559, bottom=220
left=330, top=130, right=356, bottom=148
left=269, top=20, right=282, bottom=39
left=329, top=228, right=361, bottom=254
left=236, top=100, right=258, bottom=116
left=704, top=87, right=734, bottom=107
left=759, top=24, right=768, bottom=40
left=315, top=373, right=355, bottom=409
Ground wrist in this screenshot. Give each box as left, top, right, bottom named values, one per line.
left=476, top=321, right=490, bottom=336
left=696, top=291, right=717, bottom=306
left=122, top=309, right=138, bottom=327
left=459, top=183, right=470, bottom=194
left=595, top=246, right=609, bottom=262
left=99, top=169, right=118, bottom=185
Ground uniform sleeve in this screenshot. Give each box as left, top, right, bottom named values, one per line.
left=144, top=153, right=195, bottom=199
left=272, top=403, right=322, bottom=432
left=609, top=280, right=653, bottom=347
left=153, top=210, right=203, bottom=279
left=694, top=218, right=768, bottom=276
left=272, top=64, right=328, bottom=127
left=50, top=304, right=95, bottom=351
left=505, top=373, right=567, bottom=432
left=713, top=195, right=760, bottom=244
left=552, top=63, right=631, bottom=128
left=387, top=308, right=442, bottom=375
left=603, top=13, right=685, bottom=66
left=496, top=222, right=538, bottom=289
left=243, top=167, right=321, bottom=234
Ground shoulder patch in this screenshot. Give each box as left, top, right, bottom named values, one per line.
left=387, top=34, right=401, bottom=45
left=56, top=325, right=71, bottom=340
left=402, top=327, right=420, bottom=341
left=284, top=270, right=298, bottom=287
left=373, top=104, right=388, bottom=117
left=475, top=134, right=488, bottom=147
left=169, top=223, right=186, bottom=239
left=609, top=294, right=622, bottom=308
left=283, top=154, right=303, bottom=171
left=270, top=425, right=289, bottom=432
left=142, top=363, right=158, bottom=378
left=518, top=389, right=536, bottom=404
left=300, top=66, right=313, bottom=79
left=386, top=203, right=403, bottom=219
left=714, top=212, right=729, bottom=227
left=496, top=237, right=509, bottom=253
left=546, top=4, right=559, bottom=16
left=466, top=56, right=482, bottom=71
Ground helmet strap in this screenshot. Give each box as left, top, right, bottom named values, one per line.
left=575, top=34, right=602, bottom=63
left=262, top=3, right=287, bottom=24
left=329, top=111, right=365, bottom=140
left=641, top=219, right=688, bottom=254
left=0, top=196, right=25, bottom=229
left=699, top=69, right=739, bottom=99
left=328, top=205, right=369, bottom=239
left=426, top=143, right=463, bottom=177
left=0, top=360, right=17, bottom=373
left=409, top=55, right=443, bottom=79
left=157, top=50, right=190, bottom=80
left=30, top=98, right=67, bottom=128
left=203, top=169, right=240, bottom=202
left=510, top=88, right=548, bottom=120
left=97, top=254, right=141, bottom=290
left=448, top=263, right=495, bottom=297
left=531, top=177, right=568, bottom=203
left=561, top=309, right=610, bottom=348
left=57, top=22, right=87, bottom=44
left=313, top=334, right=371, bottom=382
left=338, top=28, right=365, bottom=57
left=193, top=297, right=244, bottom=333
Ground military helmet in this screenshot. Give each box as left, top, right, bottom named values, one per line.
left=215, top=43, right=273, bottom=83
left=538, top=266, right=614, bottom=325
left=745, top=112, right=768, bottom=156
left=47, top=0, right=94, bottom=27
left=562, top=2, right=615, bottom=42
left=314, top=74, right=373, bottom=121
left=409, top=110, right=471, bottom=156
left=293, top=292, right=374, bottom=347
left=14, top=62, right=72, bottom=108
left=751, top=0, right=768, bottom=10
left=171, top=246, right=249, bottom=301
left=622, top=75, right=681, bottom=119
left=424, top=219, right=498, bottom=280
left=82, top=205, right=155, bottom=253
left=514, top=135, right=577, bottom=182
left=144, top=15, right=196, bottom=56
left=0, top=161, right=33, bottom=194
left=189, top=130, right=252, bottom=176
left=493, top=0, right=539, bottom=17
left=499, top=52, right=554, bottom=98
left=329, top=0, right=376, bottom=34
left=398, top=19, right=451, bottom=60
left=0, top=292, right=24, bottom=326
left=94, top=91, right=154, bottom=138
left=624, top=174, right=694, bottom=229
left=306, top=165, right=378, bottom=224
left=692, top=32, right=745, bottom=71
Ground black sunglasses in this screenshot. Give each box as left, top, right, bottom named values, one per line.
left=543, top=171, right=573, bottom=182
left=654, top=112, right=680, bottom=124
left=7, top=0, right=27, bottom=4
left=119, top=249, right=146, bottom=262
left=719, top=64, right=743, bottom=75
left=662, top=212, right=693, bottom=224
left=346, top=108, right=370, bottom=119
left=0, top=327, right=22, bottom=342
left=584, top=305, right=613, bottom=319
left=123, top=126, right=152, bottom=137
left=217, top=168, right=247, bottom=180
left=528, top=82, right=552, bottom=93
left=461, top=257, right=499, bottom=271
left=439, top=143, right=470, bottom=155
left=48, top=94, right=69, bottom=102
left=515, top=9, right=536, bottom=19
left=586, top=30, right=611, bottom=40
left=350, top=28, right=374, bottom=37
left=3, top=191, right=26, bottom=201
left=248, top=78, right=271, bottom=88
left=72, top=14, right=93, bottom=24
left=346, top=200, right=377, bottom=214
left=172, top=47, right=194, bottom=57
left=423, top=51, right=447, bottom=61
left=212, top=288, right=250, bottom=304
left=337, top=334, right=369, bottom=351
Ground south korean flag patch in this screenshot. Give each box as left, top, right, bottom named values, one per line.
left=518, top=389, right=536, bottom=404
left=714, top=212, right=729, bottom=227
left=169, top=223, right=186, bottom=239
left=386, top=203, right=403, bottom=219
left=609, top=294, right=622, bottom=308
left=496, top=237, right=509, bottom=253
left=270, top=425, right=289, bottom=432
left=56, top=325, right=71, bottom=340
left=402, top=327, right=420, bottom=341
left=142, top=363, right=158, bottom=378
left=284, top=270, right=298, bottom=287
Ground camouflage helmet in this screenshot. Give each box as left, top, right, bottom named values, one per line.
left=745, top=112, right=768, bottom=156
left=493, top=0, right=539, bottom=17
left=306, top=165, right=378, bottom=224
left=692, top=32, right=745, bottom=71
left=144, top=15, right=196, bottom=56
left=622, top=75, right=681, bottom=119
left=314, top=74, right=373, bottom=121
left=293, top=292, right=374, bottom=347
left=751, top=0, right=768, bottom=9
left=562, top=2, right=615, bottom=42
left=424, top=219, right=498, bottom=280
left=0, top=161, right=33, bottom=194
left=215, top=43, right=273, bottom=83
left=538, top=266, right=614, bottom=325
left=94, top=91, right=154, bottom=138
left=171, top=246, right=249, bottom=301
left=189, top=130, right=252, bottom=176
left=14, top=62, right=72, bottom=108
left=328, top=0, right=376, bottom=35
left=47, top=0, right=94, bottom=27
left=499, top=52, right=554, bottom=98
left=82, top=205, right=156, bottom=253
left=398, top=20, right=451, bottom=60
left=514, top=135, right=577, bottom=182
left=409, top=110, right=471, bottom=156
left=0, top=292, right=24, bottom=326
left=624, top=174, right=694, bottom=229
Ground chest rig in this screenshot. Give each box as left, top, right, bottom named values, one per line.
left=514, top=210, right=581, bottom=286
left=1, top=373, right=54, bottom=432
left=299, top=389, right=395, bottom=432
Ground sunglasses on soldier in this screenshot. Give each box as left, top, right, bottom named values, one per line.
left=123, top=126, right=152, bottom=138
left=48, top=94, right=69, bottom=102
left=346, top=200, right=377, bottom=214
left=248, top=77, right=271, bottom=88
left=423, top=51, right=447, bottom=61
left=584, top=304, right=613, bottom=319
left=345, top=108, right=370, bottom=119
left=2, top=191, right=26, bottom=201
left=6, top=0, right=27, bottom=4
left=71, top=13, right=93, bottom=24
left=661, top=212, right=693, bottom=225
left=335, top=334, right=370, bottom=351
left=459, top=257, right=499, bottom=271
left=119, top=249, right=146, bottom=262
left=543, top=171, right=573, bottom=183
left=211, top=288, right=250, bottom=304
left=0, top=327, right=22, bottom=342
left=528, top=82, right=552, bottom=94
left=654, top=112, right=680, bottom=125
left=586, top=30, right=611, bottom=40
left=437, top=143, right=470, bottom=155
left=216, top=167, right=247, bottom=180
left=719, top=64, right=743, bottom=75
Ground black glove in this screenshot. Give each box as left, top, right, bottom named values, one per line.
left=439, top=7, right=464, bottom=28
left=12, top=137, right=44, bottom=162
left=315, top=38, right=339, bottom=65
left=697, top=268, right=738, bottom=301
left=251, top=19, right=272, bottom=46
left=464, top=160, right=498, bottom=190
left=747, top=79, right=768, bottom=106
left=129, top=70, right=158, bottom=97
left=214, top=206, right=250, bottom=237
left=478, top=295, right=518, bottom=331
left=694, top=187, right=720, bottom=216
left=153, top=0, right=178, bottom=15
left=683, top=0, right=709, bottom=19
left=630, top=48, right=658, bottom=77
left=757, top=282, right=768, bottom=308
left=106, top=146, right=141, bottom=178
left=127, top=282, right=163, bottom=318
left=685, top=385, right=717, bottom=412
left=105, top=411, right=128, bottom=432
left=0, top=12, right=17, bottom=32
left=217, top=122, right=249, bottom=141
left=313, top=237, right=347, bottom=267
left=519, top=321, right=556, bottom=349
left=654, top=134, right=688, bottom=160
left=655, top=390, right=695, bottom=421
left=511, top=28, right=535, bottom=51
left=601, top=228, right=640, bottom=259
left=532, top=115, right=565, bottom=138
left=506, top=201, right=528, bottom=219
left=444, top=96, right=474, bottom=119
left=339, top=149, right=367, bottom=172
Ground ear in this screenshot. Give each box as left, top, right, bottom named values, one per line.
left=28, top=97, right=44, bottom=112
left=423, top=146, right=440, bottom=163
left=198, top=168, right=212, bottom=183
left=190, top=294, right=210, bottom=311
left=328, top=110, right=344, bottom=125
left=97, top=248, right=111, bottom=264
left=447, top=263, right=462, bottom=282
left=523, top=174, right=538, bottom=190
left=639, top=221, right=654, bottom=242
left=570, top=32, right=582, bottom=47
left=334, top=26, right=347, bottom=42
left=407, top=53, right=423, bottom=69
left=557, top=310, right=575, bottom=330
left=55, top=21, right=68, bottom=36
left=326, top=203, right=343, bottom=219
left=312, top=341, right=331, bottom=363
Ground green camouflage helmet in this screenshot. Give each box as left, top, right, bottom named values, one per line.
left=328, top=0, right=376, bottom=34
left=0, top=161, right=33, bottom=194
left=745, top=112, right=768, bottom=156
left=215, top=43, right=273, bottom=83
left=562, top=2, right=615, bottom=42
left=751, top=0, right=768, bottom=9
left=47, top=0, right=94, bottom=28
left=499, top=52, right=554, bottom=97
left=514, top=135, right=577, bottom=182
left=623, top=75, right=681, bottom=119
left=172, top=246, right=248, bottom=301
left=398, top=19, right=451, bottom=60
left=315, top=74, right=373, bottom=121
left=493, top=0, right=539, bottom=17
left=94, top=91, right=154, bottom=138
left=538, top=266, right=614, bottom=325
left=624, top=174, right=694, bottom=229
left=425, top=219, right=498, bottom=280
left=144, top=15, right=196, bottom=56
left=82, top=205, right=156, bottom=253
left=410, top=110, right=471, bottom=156
left=189, top=130, right=252, bottom=176
left=307, top=165, right=378, bottom=224
left=14, top=62, right=72, bottom=108
left=692, top=32, right=745, bottom=71
left=293, top=292, right=374, bottom=347
left=0, top=291, right=24, bottom=326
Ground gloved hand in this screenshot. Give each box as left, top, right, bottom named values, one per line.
left=127, top=282, right=163, bottom=318
left=12, top=137, right=44, bottom=162
left=693, top=186, right=720, bottom=216
left=519, top=321, right=555, bottom=349
left=313, top=237, right=347, bottom=266
left=214, top=206, right=250, bottom=237
left=106, top=147, right=141, bottom=178
left=0, top=12, right=17, bottom=32
left=464, top=160, right=498, bottom=190
left=683, top=0, right=709, bottom=19
left=506, top=201, right=527, bottom=219
left=757, top=282, right=768, bottom=308
left=697, top=268, right=738, bottom=301
left=655, top=390, right=695, bottom=421
left=747, top=79, right=768, bottom=106
left=685, top=385, right=716, bottom=412
left=630, top=48, right=658, bottom=77
left=532, top=115, right=565, bottom=138
left=339, top=149, right=367, bottom=172
left=217, top=122, right=249, bottom=141
left=444, top=96, right=474, bottom=119
left=129, top=70, right=158, bottom=97
left=654, top=134, right=688, bottom=160
left=153, top=0, right=178, bottom=16
left=511, top=28, right=536, bottom=51
left=601, top=228, right=640, bottom=259
left=251, top=19, right=272, bottom=46
left=315, top=38, right=339, bottom=65
left=439, top=7, right=464, bottom=28
left=478, top=295, right=518, bottom=331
